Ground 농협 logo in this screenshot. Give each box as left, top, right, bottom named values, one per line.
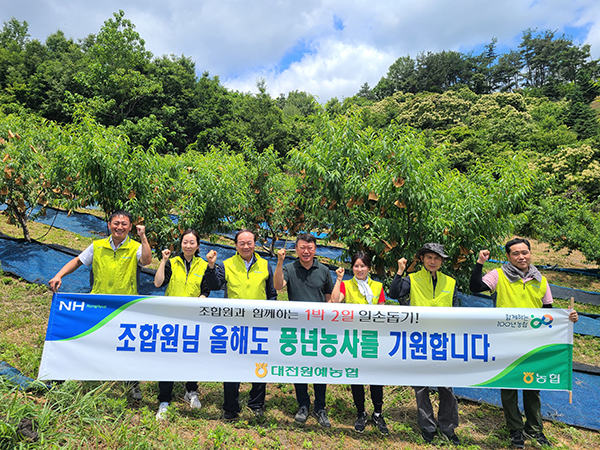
left=255, top=362, right=268, bottom=378
left=530, top=314, right=553, bottom=329
left=523, top=372, right=534, bottom=384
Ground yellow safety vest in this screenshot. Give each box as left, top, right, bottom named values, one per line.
left=343, top=277, right=383, bottom=304
left=408, top=267, right=455, bottom=307
left=91, top=236, right=139, bottom=295
left=165, top=255, right=208, bottom=297
left=494, top=268, right=547, bottom=308
left=223, top=253, right=270, bottom=300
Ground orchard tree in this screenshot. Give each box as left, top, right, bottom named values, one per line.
left=0, top=114, right=64, bottom=241
left=173, top=145, right=249, bottom=238
left=238, top=141, right=309, bottom=255
left=49, top=113, right=134, bottom=215
left=521, top=196, right=600, bottom=265
left=290, top=111, right=537, bottom=290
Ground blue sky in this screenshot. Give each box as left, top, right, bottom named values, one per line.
left=1, top=0, right=599, bottom=102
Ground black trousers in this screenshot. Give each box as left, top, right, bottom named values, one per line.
left=294, top=383, right=327, bottom=411
left=351, top=384, right=383, bottom=414
left=413, top=386, right=459, bottom=435
left=158, top=381, right=198, bottom=403
left=223, top=382, right=266, bottom=412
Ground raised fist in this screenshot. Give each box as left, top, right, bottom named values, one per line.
left=206, top=250, right=217, bottom=268
left=477, top=250, right=490, bottom=265
left=397, top=257, right=407, bottom=275
left=277, top=247, right=286, bottom=262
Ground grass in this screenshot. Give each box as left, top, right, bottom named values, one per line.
left=1, top=221, right=600, bottom=448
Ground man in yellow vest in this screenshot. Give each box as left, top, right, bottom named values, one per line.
left=48, top=210, right=152, bottom=399
left=388, top=243, right=460, bottom=445
left=204, top=229, right=277, bottom=420
left=471, top=238, right=578, bottom=449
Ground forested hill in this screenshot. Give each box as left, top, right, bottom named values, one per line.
left=2, top=11, right=600, bottom=284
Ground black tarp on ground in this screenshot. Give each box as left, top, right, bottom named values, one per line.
left=455, top=369, right=600, bottom=431
left=2, top=235, right=599, bottom=337
left=0, top=236, right=299, bottom=297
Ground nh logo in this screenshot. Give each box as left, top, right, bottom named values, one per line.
left=59, top=301, right=85, bottom=311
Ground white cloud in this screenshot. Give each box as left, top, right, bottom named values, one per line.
left=224, top=38, right=393, bottom=100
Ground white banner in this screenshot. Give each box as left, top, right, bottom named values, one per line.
left=39, top=293, right=573, bottom=390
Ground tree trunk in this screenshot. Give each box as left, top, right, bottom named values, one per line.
left=10, top=203, right=31, bottom=242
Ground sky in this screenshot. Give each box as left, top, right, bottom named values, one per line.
left=2, top=0, right=600, bottom=102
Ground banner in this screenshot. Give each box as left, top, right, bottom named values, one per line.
left=39, top=293, right=573, bottom=390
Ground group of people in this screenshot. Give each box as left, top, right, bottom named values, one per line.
left=48, top=210, right=579, bottom=448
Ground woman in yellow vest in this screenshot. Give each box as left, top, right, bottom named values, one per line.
left=388, top=243, right=460, bottom=445
left=331, top=251, right=389, bottom=434
left=153, top=229, right=215, bottom=420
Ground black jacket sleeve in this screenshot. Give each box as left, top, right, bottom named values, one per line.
left=470, top=263, right=491, bottom=293
left=200, top=276, right=211, bottom=297
left=159, top=259, right=172, bottom=288
left=265, top=264, right=278, bottom=300
left=203, top=263, right=225, bottom=291
left=388, top=274, right=411, bottom=300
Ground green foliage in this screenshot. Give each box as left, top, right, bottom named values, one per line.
left=48, top=113, right=135, bottom=215
left=225, top=81, right=290, bottom=157
left=290, top=112, right=536, bottom=290
left=519, top=28, right=596, bottom=91
left=238, top=142, right=307, bottom=255
left=0, top=114, right=66, bottom=241
left=538, top=144, right=600, bottom=199
left=1, top=10, right=600, bottom=264
left=520, top=196, right=600, bottom=265
left=371, top=28, right=598, bottom=99
left=173, top=145, right=248, bottom=235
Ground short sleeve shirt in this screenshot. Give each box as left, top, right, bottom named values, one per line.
left=282, top=258, right=334, bottom=302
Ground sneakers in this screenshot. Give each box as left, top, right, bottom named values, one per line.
left=354, top=412, right=368, bottom=432
left=223, top=410, right=239, bottom=420
left=371, top=412, right=389, bottom=435
left=313, top=409, right=331, bottom=428
left=156, top=402, right=169, bottom=420
left=422, top=429, right=435, bottom=443
left=523, top=430, right=551, bottom=447
left=509, top=430, right=525, bottom=449
left=130, top=385, right=142, bottom=401
left=250, top=407, right=265, bottom=419
left=183, top=390, right=202, bottom=409
left=294, top=406, right=330, bottom=427
left=295, top=406, right=309, bottom=424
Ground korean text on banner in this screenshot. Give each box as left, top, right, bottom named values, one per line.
left=38, top=293, right=573, bottom=390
